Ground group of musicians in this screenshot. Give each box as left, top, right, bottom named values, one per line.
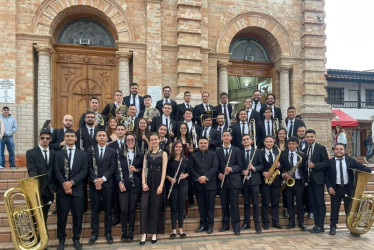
left=25, top=83, right=373, bottom=250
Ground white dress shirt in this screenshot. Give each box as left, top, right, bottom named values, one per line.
left=66, top=146, right=76, bottom=170
left=39, top=145, right=50, bottom=164
left=335, top=157, right=348, bottom=185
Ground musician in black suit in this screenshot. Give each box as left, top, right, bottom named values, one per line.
left=151, top=103, right=177, bottom=136
left=302, top=129, right=329, bottom=233
left=241, top=134, right=264, bottom=233
left=280, top=137, right=307, bottom=230
left=243, top=97, right=261, bottom=124
left=76, top=111, right=99, bottom=152
left=252, top=90, right=267, bottom=114
left=125, top=104, right=139, bottom=133
left=231, top=109, right=249, bottom=150
left=123, top=83, right=145, bottom=118
left=155, top=86, right=178, bottom=120
left=326, top=143, right=373, bottom=236
left=50, top=114, right=74, bottom=151
left=285, top=107, right=305, bottom=138
left=180, top=108, right=201, bottom=150
left=54, top=129, right=88, bottom=250
left=189, top=137, right=218, bottom=234
left=175, top=91, right=193, bottom=121
left=26, top=129, right=56, bottom=228
left=214, top=113, right=228, bottom=142
left=138, top=94, right=153, bottom=121
left=214, top=92, right=234, bottom=127
left=79, top=96, right=107, bottom=128
left=87, top=130, right=117, bottom=244
left=258, top=108, right=274, bottom=148
left=193, top=91, right=215, bottom=126
left=216, top=131, right=243, bottom=234
left=260, top=136, right=283, bottom=230
left=265, top=94, right=282, bottom=122
left=102, top=90, right=124, bottom=118
left=200, top=115, right=221, bottom=151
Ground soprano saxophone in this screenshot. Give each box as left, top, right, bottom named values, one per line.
left=280, top=154, right=302, bottom=192
left=192, top=125, right=198, bottom=150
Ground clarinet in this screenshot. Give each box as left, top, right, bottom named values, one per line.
left=92, top=146, right=98, bottom=176
left=64, top=156, right=69, bottom=180
left=117, top=149, right=124, bottom=185
left=80, top=129, right=84, bottom=151
left=167, top=159, right=183, bottom=199
left=141, top=132, right=145, bottom=153
left=144, top=151, right=149, bottom=184
left=221, top=148, right=233, bottom=188
left=192, top=125, right=198, bottom=149
left=128, top=157, right=135, bottom=187
left=242, top=148, right=258, bottom=183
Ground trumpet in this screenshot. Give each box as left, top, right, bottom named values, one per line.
left=86, top=108, right=105, bottom=126
left=248, top=119, right=257, bottom=149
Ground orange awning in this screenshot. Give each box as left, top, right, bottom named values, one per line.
left=331, top=109, right=358, bottom=128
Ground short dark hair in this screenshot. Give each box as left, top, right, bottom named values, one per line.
left=287, top=106, right=296, bottom=111
left=115, top=90, right=123, bottom=94
left=305, top=129, right=316, bottom=135
left=85, top=110, right=95, bottom=116
left=96, top=129, right=108, bottom=135
left=163, top=103, right=172, bottom=108
left=128, top=104, right=136, bottom=108
left=253, top=90, right=261, bottom=95
left=184, top=108, right=193, bottom=115
left=220, top=92, right=228, bottom=98
left=130, top=82, right=138, bottom=87
left=65, top=129, right=76, bottom=135
left=163, top=86, right=171, bottom=91
left=39, top=129, right=51, bottom=136
left=241, top=133, right=252, bottom=140
left=288, top=136, right=299, bottom=143
left=267, top=94, right=276, bottom=100
left=334, top=143, right=345, bottom=149
left=264, top=135, right=274, bottom=140
left=116, top=124, right=126, bottom=129
left=198, top=137, right=209, bottom=142
left=90, top=96, right=99, bottom=102
left=239, top=109, right=247, bottom=115
left=2, top=106, right=9, bottom=110
left=216, top=113, right=225, bottom=118
left=203, top=115, right=212, bottom=121
left=222, top=130, right=231, bottom=136
left=184, top=91, right=191, bottom=96
left=264, top=107, right=272, bottom=113
left=143, top=95, right=152, bottom=99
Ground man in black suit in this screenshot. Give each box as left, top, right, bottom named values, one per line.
left=79, top=96, right=107, bottom=128
left=151, top=103, right=177, bottom=137
left=155, top=86, right=178, bottom=120
left=189, top=137, right=218, bottom=234
left=26, top=129, right=56, bottom=229
left=88, top=130, right=117, bottom=244
left=285, top=107, right=305, bottom=138
left=260, top=136, right=283, bottom=230
left=216, top=131, right=243, bottom=235
left=102, top=90, right=124, bottom=119
left=50, top=114, right=74, bottom=151
left=181, top=108, right=201, bottom=147
left=280, top=137, right=307, bottom=230
left=258, top=108, right=274, bottom=148
left=77, top=111, right=99, bottom=152
left=123, top=83, right=145, bottom=118
left=214, top=92, right=236, bottom=127
left=175, top=91, right=193, bottom=121
left=326, top=143, right=373, bottom=236
left=302, top=129, right=329, bottom=233
left=200, top=115, right=220, bottom=151
left=214, top=113, right=228, bottom=142
left=193, top=91, right=215, bottom=126
left=265, top=94, right=282, bottom=122
left=252, top=90, right=267, bottom=114
left=243, top=97, right=261, bottom=124
left=124, top=104, right=138, bottom=133
left=138, top=94, right=153, bottom=122
left=54, top=129, right=88, bottom=250
left=231, top=109, right=249, bottom=150
left=241, top=134, right=264, bottom=233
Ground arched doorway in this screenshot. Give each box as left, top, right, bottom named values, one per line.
left=53, top=17, right=118, bottom=130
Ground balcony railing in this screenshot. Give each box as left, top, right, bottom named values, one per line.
left=326, top=100, right=374, bottom=109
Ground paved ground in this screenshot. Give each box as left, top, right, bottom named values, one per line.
left=60, top=228, right=374, bottom=249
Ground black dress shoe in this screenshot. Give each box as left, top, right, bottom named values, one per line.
left=273, top=224, right=283, bottom=229
left=121, top=233, right=128, bottom=241
left=89, top=234, right=98, bottom=244
left=350, top=232, right=361, bottom=237
left=255, top=224, right=262, bottom=233
left=73, top=240, right=82, bottom=250
left=234, top=229, right=240, bottom=235
left=207, top=228, right=213, bottom=234
left=195, top=226, right=206, bottom=232
left=127, top=232, right=133, bottom=241
left=299, top=224, right=306, bottom=231
left=170, top=233, right=176, bottom=238
left=178, top=232, right=186, bottom=238
left=309, top=225, right=317, bottom=232
left=311, top=226, right=324, bottom=233
left=106, top=233, right=113, bottom=244
left=151, top=238, right=157, bottom=244
left=241, top=224, right=250, bottom=230
left=139, top=241, right=146, bottom=245
left=263, top=222, right=269, bottom=230
left=329, top=226, right=336, bottom=235
left=112, top=218, right=120, bottom=226
left=57, top=239, right=65, bottom=250
left=286, top=223, right=295, bottom=229
left=219, top=226, right=229, bottom=232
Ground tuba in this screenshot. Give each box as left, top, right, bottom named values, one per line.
left=4, top=175, right=49, bottom=250
left=346, top=169, right=374, bottom=235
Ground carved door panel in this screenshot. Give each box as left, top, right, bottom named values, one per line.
left=54, top=47, right=117, bottom=130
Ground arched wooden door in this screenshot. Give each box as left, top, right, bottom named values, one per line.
left=54, top=45, right=117, bottom=130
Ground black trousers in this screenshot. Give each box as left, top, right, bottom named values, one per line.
left=242, top=182, right=260, bottom=225
left=118, top=189, right=139, bottom=234
left=41, top=189, right=54, bottom=229
left=112, top=186, right=121, bottom=221
left=308, top=181, right=326, bottom=227
left=140, top=190, right=163, bottom=234
left=89, top=184, right=113, bottom=235
left=303, top=184, right=312, bottom=213
left=56, top=193, right=84, bottom=240
left=220, top=186, right=240, bottom=230
left=169, top=183, right=188, bottom=229
left=285, top=179, right=304, bottom=225
left=330, top=185, right=350, bottom=226
left=188, top=177, right=195, bottom=205
left=261, top=183, right=280, bottom=224
left=194, top=186, right=216, bottom=229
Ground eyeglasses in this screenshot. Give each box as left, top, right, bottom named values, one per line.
left=40, top=137, right=51, bottom=140
left=85, top=116, right=95, bottom=119
left=126, top=139, right=135, bottom=142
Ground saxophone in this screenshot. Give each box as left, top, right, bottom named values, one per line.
left=280, top=154, right=302, bottom=192
left=264, top=146, right=282, bottom=185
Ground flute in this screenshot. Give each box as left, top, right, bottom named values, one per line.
left=167, top=159, right=183, bottom=199
left=220, top=148, right=233, bottom=188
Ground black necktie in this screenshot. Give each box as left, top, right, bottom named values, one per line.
left=100, top=148, right=104, bottom=160
left=165, top=118, right=169, bottom=129
left=241, top=123, right=246, bottom=135
left=290, top=152, right=294, bottom=168
left=288, top=121, right=293, bottom=138
left=205, top=105, right=208, bottom=111
left=204, top=128, right=208, bottom=137
left=254, top=102, right=258, bottom=111
left=225, top=147, right=229, bottom=158
left=68, top=149, right=72, bottom=169
left=218, top=127, right=222, bottom=139
left=187, top=104, right=190, bottom=109
left=43, top=150, right=48, bottom=165
left=120, top=141, right=124, bottom=150
left=308, top=146, right=313, bottom=160
left=246, top=149, right=250, bottom=165
left=89, top=128, right=93, bottom=138
left=246, top=111, right=250, bottom=122
left=268, top=150, right=273, bottom=164
left=339, top=159, right=345, bottom=187
left=133, top=95, right=136, bottom=105
left=299, top=141, right=304, bottom=151
left=165, top=99, right=169, bottom=104
left=267, top=121, right=271, bottom=136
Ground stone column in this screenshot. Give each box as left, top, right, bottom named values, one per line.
left=279, top=67, right=290, bottom=116
left=218, top=61, right=231, bottom=95
left=35, top=45, right=53, bottom=131
left=116, top=51, right=132, bottom=96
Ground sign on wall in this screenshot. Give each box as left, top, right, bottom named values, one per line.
left=0, top=79, right=15, bottom=103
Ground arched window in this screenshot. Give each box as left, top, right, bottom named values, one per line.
left=57, top=18, right=115, bottom=47
left=229, top=37, right=270, bottom=62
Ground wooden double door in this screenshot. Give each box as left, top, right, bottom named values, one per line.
left=54, top=45, right=117, bottom=130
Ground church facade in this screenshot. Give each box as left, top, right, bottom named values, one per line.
left=0, top=0, right=332, bottom=165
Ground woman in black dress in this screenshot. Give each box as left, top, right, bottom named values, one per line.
left=140, top=132, right=168, bottom=245
left=158, top=124, right=171, bottom=154
left=166, top=141, right=189, bottom=238
left=116, top=133, right=143, bottom=242
left=134, top=117, right=150, bottom=153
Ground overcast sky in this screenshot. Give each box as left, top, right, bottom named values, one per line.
left=325, top=0, right=374, bottom=71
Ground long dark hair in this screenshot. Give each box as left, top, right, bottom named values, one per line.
left=42, top=120, right=52, bottom=130
left=107, top=117, right=119, bottom=135
left=134, top=117, right=150, bottom=140
left=124, top=133, right=141, bottom=157
left=175, top=122, right=192, bottom=144
left=275, top=128, right=287, bottom=147
left=169, top=140, right=185, bottom=160
left=157, top=124, right=171, bottom=142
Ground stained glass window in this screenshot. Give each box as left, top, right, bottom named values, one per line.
left=229, top=37, right=271, bottom=62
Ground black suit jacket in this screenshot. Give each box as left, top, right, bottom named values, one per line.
left=214, top=124, right=228, bottom=142
left=252, top=101, right=267, bottom=114
left=200, top=127, right=221, bottom=151
left=155, top=99, right=178, bottom=120
left=231, top=122, right=245, bottom=150
left=246, top=109, right=261, bottom=124
left=76, top=126, right=99, bottom=152
left=257, top=119, right=275, bottom=147
left=101, top=102, right=118, bottom=118
left=26, top=147, right=56, bottom=200
left=242, top=148, right=264, bottom=185
left=213, top=103, right=233, bottom=125
left=150, top=116, right=177, bottom=134
left=193, top=103, right=215, bottom=126
left=78, top=113, right=107, bottom=129
left=116, top=153, right=144, bottom=194
left=279, top=150, right=308, bottom=184
left=216, top=146, right=243, bottom=189
left=325, top=156, right=372, bottom=192
left=302, top=143, right=329, bottom=185
left=123, top=95, right=145, bottom=117
left=54, top=149, right=88, bottom=196
left=87, top=146, right=117, bottom=188
left=285, top=118, right=305, bottom=137
left=189, top=150, right=218, bottom=191
left=261, top=148, right=282, bottom=186
left=175, top=103, right=193, bottom=122
left=50, top=128, right=65, bottom=151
